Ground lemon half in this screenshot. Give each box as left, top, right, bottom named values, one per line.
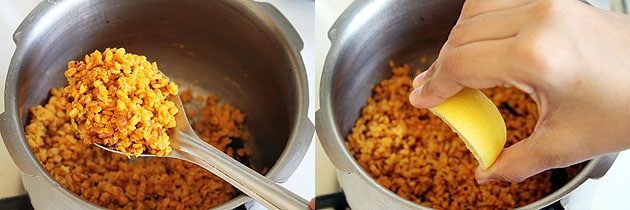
left=429, top=88, right=507, bottom=170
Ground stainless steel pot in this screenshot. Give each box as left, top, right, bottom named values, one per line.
left=316, top=0, right=617, bottom=209
left=0, top=0, right=313, bottom=209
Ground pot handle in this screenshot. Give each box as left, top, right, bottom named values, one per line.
left=254, top=2, right=304, bottom=52
left=586, top=153, right=618, bottom=179
left=315, top=109, right=358, bottom=174
left=12, top=1, right=56, bottom=45
left=0, top=112, right=39, bottom=177
left=610, top=0, right=628, bottom=14
left=250, top=1, right=314, bottom=183
left=266, top=117, right=315, bottom=183
left=326, top=0, right=370, bottom=44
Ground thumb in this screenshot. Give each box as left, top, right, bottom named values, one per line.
left=475, top=131, right=558, bottom=183
left=409, top=66, right=464, bottom=108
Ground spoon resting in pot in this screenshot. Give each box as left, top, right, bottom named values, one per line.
left=94, top=94, right=307, bottom=210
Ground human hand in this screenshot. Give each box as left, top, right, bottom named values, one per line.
left=409, top=0, right=630, bottom=183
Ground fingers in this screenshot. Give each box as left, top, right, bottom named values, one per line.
left=475, top=117, right=584, bottom=183
left=410, top=1, right=539, bottom=108
left=475, top=140, right=550, bottom=183
left=409, top=38, right=515, bottom=108
left=412, top=62, right=436, bottom=88
left=410, top=0, right=536, bottom=108
left=409, top=70, right=463, bottom=108
left=448, top=6, right=530, bottom=47
left=460, top=0, right=536, bottom=19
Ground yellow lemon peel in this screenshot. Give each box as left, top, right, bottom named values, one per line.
left=428, top=88, right=507, bottom=170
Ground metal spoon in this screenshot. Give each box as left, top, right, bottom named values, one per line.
left=94, top=94, right=307, bottom=210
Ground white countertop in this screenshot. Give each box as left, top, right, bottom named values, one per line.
left=0, top=0, right=315, bottom=209
left=314, top=0, right=630, bottom=210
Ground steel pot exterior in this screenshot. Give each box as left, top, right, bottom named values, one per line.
left=316, top=0, right=617, bottom=209
left=0, top=0, right=313, bottom=209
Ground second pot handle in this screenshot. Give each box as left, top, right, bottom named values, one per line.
left=587, top=153, right=618, bottom=179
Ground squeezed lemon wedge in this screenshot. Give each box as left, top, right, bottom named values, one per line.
left=429, top=88, right=507, bottom=170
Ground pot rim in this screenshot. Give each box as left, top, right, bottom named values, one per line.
left=316, top=0, right=618, bottom=209
left=1, top=0, right=313, bottom=209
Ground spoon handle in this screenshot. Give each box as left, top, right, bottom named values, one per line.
left=173, top=130, right=309, bottom=210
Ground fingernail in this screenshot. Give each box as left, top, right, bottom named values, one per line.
left=476, top=178, right=495, bottom=184
left=412, top=71, right=428, bottom=89
left=409, top=84, right=425, bottom=107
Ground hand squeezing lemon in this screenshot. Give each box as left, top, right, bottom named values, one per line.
left=425, top=87, right=507, bottom=170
